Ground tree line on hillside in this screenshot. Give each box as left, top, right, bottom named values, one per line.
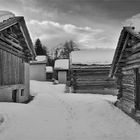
left=34, top=38, right=80, bottom=66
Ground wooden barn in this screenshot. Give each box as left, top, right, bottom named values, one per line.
left=54, top=59, right=69, bottom=84
left=70, top=50, right=115, bottom=94
left=0, top=15, right=36, bottom=102
left=110, top=27, right=140, bottom=116
left=30, top=55, right=48, bottom=81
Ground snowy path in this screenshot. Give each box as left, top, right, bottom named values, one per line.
left=0, top=81, right=140, bottom=140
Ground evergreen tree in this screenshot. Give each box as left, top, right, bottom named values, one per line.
left=34, top=38, right=45, bottom=55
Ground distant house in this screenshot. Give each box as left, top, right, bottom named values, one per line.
left=46, top=66, right=53, bottom=81
left=30, top=55, right=48, bottom=81
left=0, top=14, right=36, bottom=102
left=70, top=50, right=115, bottom=93
left=110, top=27, right=140, bottom=116
left=54, top=59, right=69, bottom=84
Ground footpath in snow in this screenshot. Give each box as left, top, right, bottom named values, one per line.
left=0, top=80, right=140, bottom=140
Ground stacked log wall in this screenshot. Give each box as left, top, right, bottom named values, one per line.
left=120, top=69, right=135, bottom=113
left=71, top=67, right=116, bottom=94
left=118, top=43, right=140, bottom=113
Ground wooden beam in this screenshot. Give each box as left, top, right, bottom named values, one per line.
left=0, top=38, right=25, bottom=59
left=122, top=64, right=140, bottom=71
left=3, top=33, right=20, bottom=44
left=0, top=36, right=23, bottom=50
left=126, top=58, right=140, bottom=65
left=114, top=33, right=130, bottom=74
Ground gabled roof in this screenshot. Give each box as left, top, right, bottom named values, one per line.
left=109, top=27, right=140, bottom=77
left=0, top=16, right=36, bottom=59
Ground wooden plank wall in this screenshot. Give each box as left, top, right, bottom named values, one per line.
left=0, top=48, right=24, bottom=86
left=118, top=44, right=140, bottom=113
left=71, top=68, right=116, bottom=93
left=120, top=69, right=135, bottom=113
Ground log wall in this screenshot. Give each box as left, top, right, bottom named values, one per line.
left=119, top=69, right=135, bottom=113
left=71, top=67, right=116, bottom=94
left=117, top=45, right=140, bottom=113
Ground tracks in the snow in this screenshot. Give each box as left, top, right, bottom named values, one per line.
left=53, top=94, right=77, bottom=140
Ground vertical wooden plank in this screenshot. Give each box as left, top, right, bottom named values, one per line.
left=22, top=59, right=25, bottom=84
left=11, top=53, right=14, bottom=85
left=0, top=44, right=25, bottom=86
left=9, top=53, right=12, bottom=85
left=15, top=55, right=17, bottom=85
left=13, top=55, right=16, bottom=84
left=6, top=52, right=9, bottom=85
left=1, top=50, right=4, bottom=85
left=0, top=49, right=2, bottom=85
left=3, top=51, right=7, bottom=85
left=17, top=57, right=19, bottom=84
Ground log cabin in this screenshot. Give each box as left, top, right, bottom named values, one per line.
left=0, top=15, right=36, bottom=102
left=54, top=59, right=69, bottom=84
left=110, top=27, right=140, bottom=116
left=70, top=50, right=116, bottom=94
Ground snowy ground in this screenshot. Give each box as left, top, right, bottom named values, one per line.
left=0, top=81, right=140, bottom=140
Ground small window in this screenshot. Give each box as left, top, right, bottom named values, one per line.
left=21, top=89, right=24, bottom=96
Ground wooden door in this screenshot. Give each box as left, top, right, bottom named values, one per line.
left=58, top=71, right=67, bottom=84
left=135, top=68, right=140, bottom=109
left=12, top=90, right=18, bottom=102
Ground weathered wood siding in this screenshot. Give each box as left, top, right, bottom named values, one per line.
left=71, top=67, right=116, bottom=93
left=0, top=16, right=35, bottom=103
left=117, top=43, right=140, bottom=113
left=118, top=69, right=135, bottom=113
left=0, top=49, right=24, bottom=86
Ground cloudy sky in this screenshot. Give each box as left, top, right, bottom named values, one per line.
left=0, top=0, right=140, bottom=50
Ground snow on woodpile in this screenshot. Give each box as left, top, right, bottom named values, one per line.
left=0, top=11, right=15, bottom=23
left=70, top=49, right=114, bottom=65
left=46, top=66, right=53, bottom=73
left=54, top=59, right=69, bottom=70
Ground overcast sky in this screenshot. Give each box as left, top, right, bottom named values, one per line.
left=0, top=0, right=140, bottom=49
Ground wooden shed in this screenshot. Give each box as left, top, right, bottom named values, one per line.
left=46, top=66, right=53, bottom=81
left=110, top=27, right=140, bottom=116
left=30, top=55, right=47, bottom=81
left=70, top=50, right=115, bottom=94
left=54, top=59, right=69, bottom=84
left=0, top=15, right=36, bottom=102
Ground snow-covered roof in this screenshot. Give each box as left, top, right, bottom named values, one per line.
left=0, top=11, right=15, bottom=23
left=36, top=55, right=47, bottom=62
left=54, top=59, right=69, bottom=70
left=30, top=55, right=47, bottom=64
left=70, top=49, right=114, bottom=65
left=46, top=66, right=53, bottom=73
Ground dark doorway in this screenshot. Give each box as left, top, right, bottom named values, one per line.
left=135, top=68, right=140, bottom=109
left=12, top=89, right=18, bottom=102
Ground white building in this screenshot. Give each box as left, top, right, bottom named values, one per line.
left=30, top=55, right=47, bottom=81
